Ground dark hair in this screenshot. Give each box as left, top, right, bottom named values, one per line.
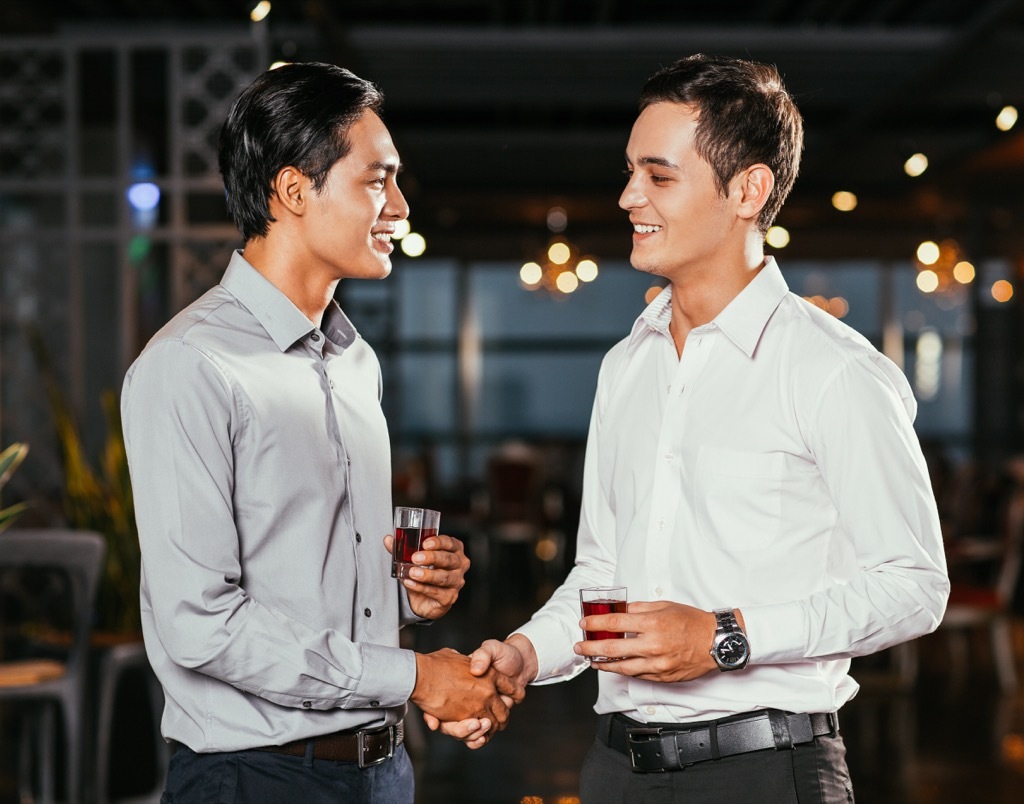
left=218, top=62, right=384, bottom=241
left=639, top=54, right=803, bottom=234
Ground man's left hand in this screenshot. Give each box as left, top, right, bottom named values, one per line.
left=384, top=532, right=469, bottom=619
left=574, top=601, right=721, bottom=683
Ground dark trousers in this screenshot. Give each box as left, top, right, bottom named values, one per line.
left=160, top=743, right=414, bottom=804
left=579, top=728, right=854, bottom=804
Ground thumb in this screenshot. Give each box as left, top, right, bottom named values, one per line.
left=469, top=648, right=495, bottom=676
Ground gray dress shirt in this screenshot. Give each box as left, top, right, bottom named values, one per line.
left=121, top=251, right=418, bottom=752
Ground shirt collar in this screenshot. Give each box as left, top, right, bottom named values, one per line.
left=220, top=250, right=357, bottom=352
left=627, top=256, right=789, bottom=358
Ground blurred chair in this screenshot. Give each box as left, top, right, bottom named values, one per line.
left=938, top=460, right=1024, bottom=693
left=0, top=528, right=105, bottom=804
left=475, top=441, right=549, bottom=600
left=95, top=640, right=170, bottom=804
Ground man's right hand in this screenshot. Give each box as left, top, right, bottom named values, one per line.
left=423, top=634, right=538, bottom=749
left=411, top=648, right=525, bottom=734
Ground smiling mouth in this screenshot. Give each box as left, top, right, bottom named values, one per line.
left=371, top=231, right=394, bottom=253
left=633, top=224, right=662, bottom=234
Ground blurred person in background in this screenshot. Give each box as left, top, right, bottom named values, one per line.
left=436, top=53, right=949, bottom=803
left=121, top=62, right=520, bottom=804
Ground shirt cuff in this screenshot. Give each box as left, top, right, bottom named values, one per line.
left=741, top=600, right=808, bottom=664
left=351, top=645, right=417, bottom=709
left=513, top=619, right=589, bottom=685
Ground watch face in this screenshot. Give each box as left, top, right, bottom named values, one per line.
left=717, top=633, right=749, bottom=666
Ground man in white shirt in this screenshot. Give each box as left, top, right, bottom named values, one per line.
left=432, top=54, right=949, bottom=802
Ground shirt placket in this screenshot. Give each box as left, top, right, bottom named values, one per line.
left=635, top=326, right=716, bottom=720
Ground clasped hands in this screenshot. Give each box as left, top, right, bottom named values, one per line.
left=427, top=601, right=721, bottom=749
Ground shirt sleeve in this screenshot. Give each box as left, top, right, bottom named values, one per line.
left=122, top=339, right=416, bottom=711
left=742, top=353, right=950, bottom=664
left=515, top=349, right=621, bottom=683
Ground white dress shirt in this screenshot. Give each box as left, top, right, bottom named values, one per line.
left=516, top=257, right=949, bottom=723
left=122, top=251, right=419, bottom=752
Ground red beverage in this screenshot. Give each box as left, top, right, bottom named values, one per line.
left=581, top=598, right=627, bottom=641
left=392, top=526, right=421, bottom=578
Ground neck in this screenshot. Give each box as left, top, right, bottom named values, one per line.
left=241, top=235, right=337, bottom=326
left=667, top=240, right=766, bottom=355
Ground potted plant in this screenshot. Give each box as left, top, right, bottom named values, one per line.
left=0, top=442, right=29, bottom=531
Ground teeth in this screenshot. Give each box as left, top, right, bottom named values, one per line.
left=634, top=224, right=662, bottom=234
left=372, top=232, right=392, bottom=242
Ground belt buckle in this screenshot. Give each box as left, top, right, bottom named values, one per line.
left=357, top=726, right=394, bottom=769
left=626, top=726, right=665, bottom=773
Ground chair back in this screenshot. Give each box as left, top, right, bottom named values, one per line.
left=0, top=529, right=106, bottom=673
left=996, top=482, right=1024, bottom=606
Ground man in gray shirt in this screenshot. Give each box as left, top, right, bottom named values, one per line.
left=121, top=62, right=519, bottom=803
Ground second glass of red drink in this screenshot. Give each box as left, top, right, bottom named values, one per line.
left=579, top=585, right=628, bottom=662
left=392, top=506, right=440, bottom=580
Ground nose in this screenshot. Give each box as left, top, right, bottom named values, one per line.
left=385, top=180, right=410, bottom=221
left=619, top=173, right=645, bottom=212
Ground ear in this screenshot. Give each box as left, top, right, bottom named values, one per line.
left=733, top=164, right=775, bottom=223
left=268, top=166, right=309, bottom=219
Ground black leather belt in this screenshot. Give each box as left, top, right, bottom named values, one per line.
left=255, top=722, right=403, bottom=767
left=599, top=709, right=837, bottom=773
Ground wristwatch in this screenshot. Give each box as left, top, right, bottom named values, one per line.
left=710, top=608, right=750, bottom=671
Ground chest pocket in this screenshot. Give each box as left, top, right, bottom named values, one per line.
left=693, top=447, right=783, bottom=551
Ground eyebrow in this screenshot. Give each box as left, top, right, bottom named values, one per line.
left=631, top=155, right=680, bottom=170
left=365, top=160, right=403, bottom=175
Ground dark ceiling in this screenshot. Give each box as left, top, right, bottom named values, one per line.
left=4, top=0, right=1024, bottom=262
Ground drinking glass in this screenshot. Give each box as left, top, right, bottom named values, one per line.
left=579, top=586, right=628, bottom=662
left=392, top=506, right=440, bottom=580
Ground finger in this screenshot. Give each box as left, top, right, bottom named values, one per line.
left=407, top=564, right=456, bottom=587
left=438, top=718, right=482, bottom=739
left=580, top=613, right=636, bottom=634
left=419, top=533, right=464, bottom=554
left=626, top=601, right=661, bottom=614
left=574, top=637, right=636, bottom=662
left=422, top=712, right=440, bottom=731
left=412, top=548, right=464, bottom=571
left=469, top=645, right=497, bottom=675
left=465, top=735, right=490, bottom=750
left=383, top=534, right=394, bottom=556
left=495, top=672, right=525, bottom=703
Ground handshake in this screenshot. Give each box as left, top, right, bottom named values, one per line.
left=411, top=634, right=537, bottom=750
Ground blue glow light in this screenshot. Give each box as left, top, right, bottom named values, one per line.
left=127, top=182, right=161, bottom=212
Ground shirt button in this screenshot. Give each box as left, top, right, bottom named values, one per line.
left=664, top=453, right=673, bottom=462
left=656, top=519, right=665, bottom=531
left=370, top=700, right=380, bottom=707
left=646, top=706, right=656, bottom=716
left=355, top=532, right=362, bottom=543
left=311, top=332, right=320, bottom=342
left=654, top=586, right=663, bottom=596
left=329, top=380, right=335, bottom=389
left=302, top=701, right=312, bottom=709
left=364, top=608, right=372, bottom=617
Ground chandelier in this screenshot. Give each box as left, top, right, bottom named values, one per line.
left=519, top=207, right=599, bottom=296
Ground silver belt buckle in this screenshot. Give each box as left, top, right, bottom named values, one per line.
left=357, top=726, right=394, bottom=769
left=626, top=726, right=665, bottom=772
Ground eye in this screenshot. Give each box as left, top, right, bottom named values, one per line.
left=650, top=175, right=671, bottom=184
left=622, top=168, right=634, bottom=178
left=370, top=176, right=386, bottom=188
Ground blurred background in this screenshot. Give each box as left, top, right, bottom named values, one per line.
left=1, top=0, right=1024, bottom=802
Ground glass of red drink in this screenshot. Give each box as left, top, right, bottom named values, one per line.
left=579, top=585, right=628, bottom=662
left=392, top=507, right=440, bottom=579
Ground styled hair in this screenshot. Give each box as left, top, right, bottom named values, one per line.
left=638, top=54, right=804, bottom=233
left=218, top=62, right=384, bottom=241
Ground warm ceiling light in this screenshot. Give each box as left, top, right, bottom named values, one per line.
left=250, top=1, right=272, bottom=22
left=916, top=270, right=939, bottom=293
left=831, top=191, right=857, bottom=212
left=996, top=105, right=1018, bottom=132
left=555, top=271, right=579, bottom=294
left=904, top=153, right=928, bottom=177
left=916, top=240, right=940, bottom=265
left=575, top=259, right=599, bottom=282
left=547, top=241, right=571, bottom=265
left=765, top=225, right=790, bottom=248
left=519, top=262, right=542, bottom=286
left=401, top=232, right=426, bottom=257
left=546, top=206, right=568, bottom=233
left=953, top=260, right=975, bottom=284
left=392, top=219, right=411, bottom=240
left=992, top=280, right=1014, bottom=303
